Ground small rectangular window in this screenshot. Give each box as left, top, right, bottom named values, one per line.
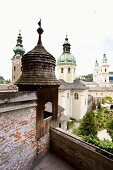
left=61, top=68, right=63, bottom=73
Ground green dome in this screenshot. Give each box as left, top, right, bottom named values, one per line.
left=57, top=35, right=76, bottom=65
left=13, top=30, right=25, bottom=56
left=57, top=53, right=76, bottom=64
left=13, top=46, right=25, bottom=55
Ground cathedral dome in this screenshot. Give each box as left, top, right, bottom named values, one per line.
left=57, top=53, right=76, bottom=64
left=57, top=35, right=76, bottom=65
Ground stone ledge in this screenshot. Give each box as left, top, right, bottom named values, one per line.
left=0, top=92, right=37, bottom=113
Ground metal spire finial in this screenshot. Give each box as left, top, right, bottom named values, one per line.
left=37, top=19, right=44, bottom=45
left=65, top=33, right=68, bottom=41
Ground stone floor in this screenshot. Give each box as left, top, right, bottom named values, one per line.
left=33, top=152, right=75, bottom=170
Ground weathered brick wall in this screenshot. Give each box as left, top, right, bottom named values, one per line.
left=0, top=92, right=52, bottom=170
left=0, top=106, right=37, bottom=170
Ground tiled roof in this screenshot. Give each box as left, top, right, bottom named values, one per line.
left=59, top=79, right=88, bottom=90
left=89, top=85, right=113, bottom=91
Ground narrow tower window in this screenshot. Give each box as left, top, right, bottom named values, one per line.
left=68, top=68, right=70, bottom=73
left=14, top=66, right=16, bottom=71
left=61, top=68, right=63, bottom=73
left=105, top=69, right=106, bottom=72
left=67, top=93, right=69, bottom=98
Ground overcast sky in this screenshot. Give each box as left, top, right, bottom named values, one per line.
left=0, top=0, right=113, bottom=80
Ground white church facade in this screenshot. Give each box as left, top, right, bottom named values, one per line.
left=57, top=36, right=88, bottom=120
left=93, top=54, right=110, bottom=87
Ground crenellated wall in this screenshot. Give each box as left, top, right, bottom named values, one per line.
left=0, top=92, right=52, bottom=170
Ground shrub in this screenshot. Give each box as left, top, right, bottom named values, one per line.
left=83, top=135, right=113, bottom=154
left=107, top=118, right=113, bottom=141
left=67, top=120, right=74, bottom=129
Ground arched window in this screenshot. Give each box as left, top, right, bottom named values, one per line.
left=74, top=93, right=79, bottom=100
left=67, top=93, right=69, bottom=98
left=68, top=68, right=70, bottom=73
left=61, top=68, right=63, bottom=73
left=105, top=69, right=106, bottom=72
left=44, top=102, right=53, bottom=119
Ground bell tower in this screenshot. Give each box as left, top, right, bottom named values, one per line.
left=57, top=35, right=76, bottom=83
left=93, top=59, right=99, bottom=83
left=99, top=53, right=110, bottom=87
left=12, top=30, right=25, bottom=84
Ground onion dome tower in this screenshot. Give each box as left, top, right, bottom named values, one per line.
left=13, top=30, right=25, bottom=56
left=15, top=20, right=60, bottom=140
left=57, top=35, right=76, bottom=83
left=12, top=30, right=25, bottom=84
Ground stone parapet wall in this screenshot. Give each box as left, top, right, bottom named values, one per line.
left=50, top=128, right=113, bottom=170
left=0, top=92, right=37, bottom=113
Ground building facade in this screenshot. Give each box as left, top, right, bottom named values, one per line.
left=93, top=53, right=110, bottom=87
left=57, top=36, right=88, bottom=120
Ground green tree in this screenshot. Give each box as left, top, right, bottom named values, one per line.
left=5, top=79, right=11, bottom=84
left=0, top=76, right=4, bottom=80
left=96, top=109, right=106, bottom=129
left=107, top=118, right=113, bottom=141
left=102, top=96, right=113, bottom=104
left=97, top=102, right=102, bottom=110
left=0, top=80, right=5, bottom=84
left=81, top=74, right=93, bottom=82
left=78, top=111, right=97, bottom=136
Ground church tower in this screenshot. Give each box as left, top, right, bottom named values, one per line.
left=12, top=31, right=25, bottom=84
left=99, top=53, right=110, bottom=87
left=93, top=59, right=99, bottom=83
left=57, top=35, right=76, bottom=83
